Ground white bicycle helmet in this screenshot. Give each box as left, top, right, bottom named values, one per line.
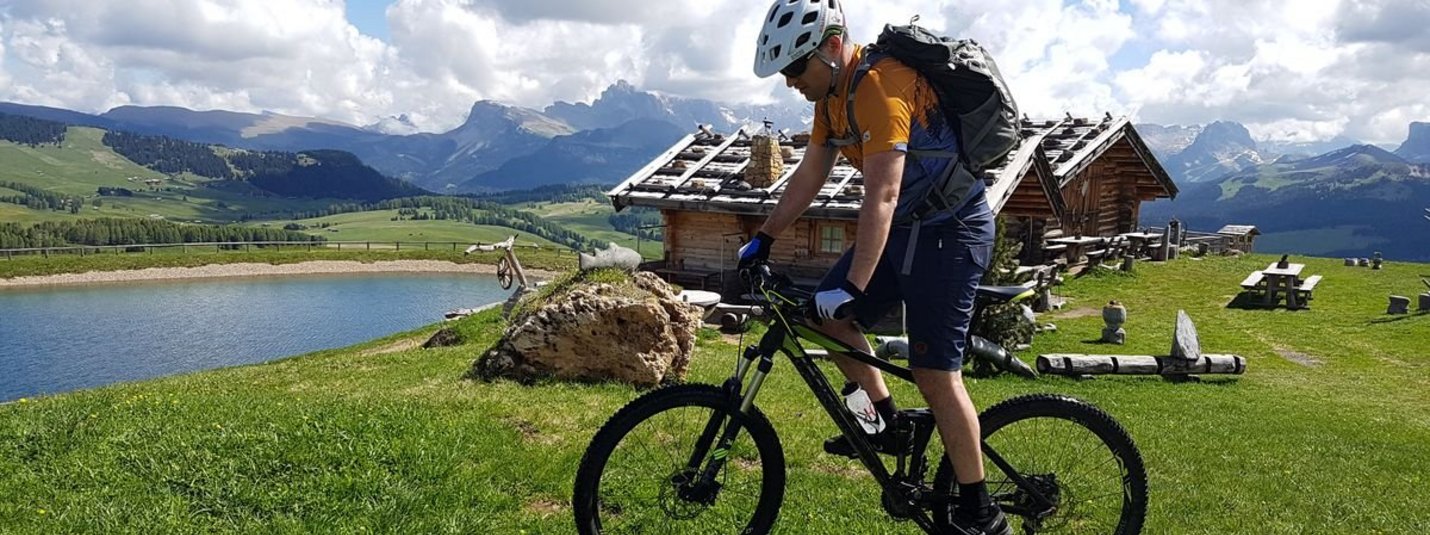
left=753, top=0, right=846, bottom=78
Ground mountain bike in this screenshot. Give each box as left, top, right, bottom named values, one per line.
left=573, top=265, right=1147, bottom=534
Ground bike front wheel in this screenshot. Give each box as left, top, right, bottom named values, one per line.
left=573, top=384, right=786, bottom=535
left=934, top=394, right=1149, bottom=534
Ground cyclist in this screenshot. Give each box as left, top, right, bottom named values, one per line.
left=739, top=1, right=1007, bottom=533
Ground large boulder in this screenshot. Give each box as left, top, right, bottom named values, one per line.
left=472, top=271, right=703, bottom=387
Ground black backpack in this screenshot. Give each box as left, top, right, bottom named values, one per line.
left=828, top=22, right=1021, bottom=224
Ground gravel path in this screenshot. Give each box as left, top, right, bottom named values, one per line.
left=0, top=260, right=564, bottom=288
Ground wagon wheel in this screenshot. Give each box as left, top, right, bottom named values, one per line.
left=497, top=256, right=513, bottom=290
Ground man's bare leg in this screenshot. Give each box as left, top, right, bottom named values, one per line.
left=814, top=317, right=889, bottom=400
left=912, top=368, right=984, bottom=483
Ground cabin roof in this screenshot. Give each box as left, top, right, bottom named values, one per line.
left=607, top=115, right=1176, bottom=220
left=1217, top=225, right=1261, bottom=236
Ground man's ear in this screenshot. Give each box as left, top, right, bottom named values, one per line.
left=824, top=33, right=844, bottom=54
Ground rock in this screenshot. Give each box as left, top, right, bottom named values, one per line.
left=874, top=337, right=910, bottom=361
left=424, top=328, right=462, bottom=348
left=1358, top=258, right=1370, bottom=267
left=1345, top=258, right=1356, bottom=267
left=578, top=244, right=643, bottom=272
left=1170, top=310, right=1201, bottom=361
left=1388, top=295, right=1411, bottom=315
left=1020, top=304, right=1038, bottom=327
left=1102, top=301, right=1127, bottom=345
left=472, top=271, right=704, bottom=387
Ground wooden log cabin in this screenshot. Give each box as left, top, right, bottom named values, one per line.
left=606, top=115, right=1177, bottom=292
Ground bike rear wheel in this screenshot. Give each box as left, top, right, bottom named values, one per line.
left=934, top=394, right=1148, bottom=534
left=573, top=384, right=786, bottom=534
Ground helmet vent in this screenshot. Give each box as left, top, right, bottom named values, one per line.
left=802, top=11, right=818, bottom=25
left=777, top=12, right=793, bottom=28
left=795, top=32, right=811, bottom=48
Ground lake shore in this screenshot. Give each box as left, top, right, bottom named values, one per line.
left=0, top=259, right=565, bottom=288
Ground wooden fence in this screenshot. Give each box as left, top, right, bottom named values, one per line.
left=0, top=240, right=566, bottom=260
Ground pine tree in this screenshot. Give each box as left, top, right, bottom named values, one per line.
left=974, top=218, right=1035, bottom=352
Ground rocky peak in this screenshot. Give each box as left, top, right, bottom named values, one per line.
left=1394, top=121, right=1430, bottom=163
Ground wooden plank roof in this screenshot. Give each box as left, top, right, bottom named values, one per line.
left=607, top=115, right=1175, bottom=220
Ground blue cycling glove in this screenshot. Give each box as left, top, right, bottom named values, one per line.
left=737, top=231, right=775, bottom=270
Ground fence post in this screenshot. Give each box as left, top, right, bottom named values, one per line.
left=396, top=242, right=401, bottom=251
left=307, top=242, right=312, bottom=252
left=182, top=243, right=187, bottom=254
left=425, top=242, right=429, bottom=251
left=366, top=242, right=370, bottom=251
left=338, top=243, right=342, bottom=251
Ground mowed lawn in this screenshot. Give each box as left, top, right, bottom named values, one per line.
left=0, top=254, right=1426, bottom=533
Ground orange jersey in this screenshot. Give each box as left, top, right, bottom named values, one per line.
left=811, top=44, right=975, bottom=225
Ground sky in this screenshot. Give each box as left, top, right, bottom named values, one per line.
left=0, top=0, right=1425, bottom=145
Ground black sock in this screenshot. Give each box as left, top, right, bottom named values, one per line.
left=871, top=395, right=897, bottom=426
left=958, top=480, right=993, bottom=515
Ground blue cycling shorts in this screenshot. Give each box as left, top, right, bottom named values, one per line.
left=815, top=197, right=995, bottom=371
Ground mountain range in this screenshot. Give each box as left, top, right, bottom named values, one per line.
left=4, top=85, right=1428, bottom=259
left=1141, top=142, right=1430, bottom=261
left=0, top=81, right=808, bottom=195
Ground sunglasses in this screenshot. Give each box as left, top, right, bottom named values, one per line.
left=780, top=51, right=817, bottom=78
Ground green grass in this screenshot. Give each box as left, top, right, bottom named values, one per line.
left=1, top=254, right=1427, bottom=533
left=0, top=127, right=366, bottom=223
left=0, top=127, right=165, bottom=196
left=260, top=209, right=563, bottom=248
left=0, top=248, right=579, bottom=280
left=522, top=200, right=662, bottom=259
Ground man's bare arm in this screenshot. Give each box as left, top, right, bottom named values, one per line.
left=758, top=142, right=838, bottom=238
left=845, top=150, right=903, bottom=290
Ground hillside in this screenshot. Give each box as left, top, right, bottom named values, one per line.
left=0, top=255, right=1425, bottom=533
left=1142, top=145, right=1430, bottom=260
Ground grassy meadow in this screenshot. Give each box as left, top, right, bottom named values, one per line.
left=520, top=199, right=662, bottom=259
left=259, top=209, right=563, bottom=249
left=0, top=253, right=1426, bottom=533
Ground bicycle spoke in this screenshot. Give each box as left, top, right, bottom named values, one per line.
left=591, top=400, right=769, bottom=534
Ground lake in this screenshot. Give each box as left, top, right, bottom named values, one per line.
left=0, top=274, right=511, bottom=402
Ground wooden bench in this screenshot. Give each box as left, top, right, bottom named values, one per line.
left=1084, top=249, right=1109, bottom=264
left=1295, top=275, right=1322, bottom=303
left=1240, top=271, right=1265, bottom=291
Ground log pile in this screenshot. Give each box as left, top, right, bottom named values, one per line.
left=1037, top=310, right=1246, bottom=381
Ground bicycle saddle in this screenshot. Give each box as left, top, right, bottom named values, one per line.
left=976, top=283, right=1035, bottom=305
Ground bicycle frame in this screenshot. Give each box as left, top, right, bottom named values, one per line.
left=682, top=274, right=1056, bottom=534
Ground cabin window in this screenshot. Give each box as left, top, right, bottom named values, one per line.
left=819, top=224, right=845, bottom=254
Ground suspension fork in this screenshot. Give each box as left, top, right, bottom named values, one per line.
left=684, top=325, right=785, bottom=481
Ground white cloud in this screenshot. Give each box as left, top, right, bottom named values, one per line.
left=0, top=0, right=1424, bottom=145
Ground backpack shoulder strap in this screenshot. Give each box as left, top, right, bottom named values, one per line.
left=824, top=52, right=878, bottom=149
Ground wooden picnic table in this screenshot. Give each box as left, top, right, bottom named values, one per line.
left=1261, top=262, right=1305, bottom=309
left=1048, top=236, right=1107, bottom=265
left=1118, top=232, right=1164, bottom=258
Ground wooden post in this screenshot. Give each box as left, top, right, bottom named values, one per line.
left=366, top=242, right=371, bottom=251
left=396, top=242, right=401, bottom=251
left=425, top=242, right=429, bottom=251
